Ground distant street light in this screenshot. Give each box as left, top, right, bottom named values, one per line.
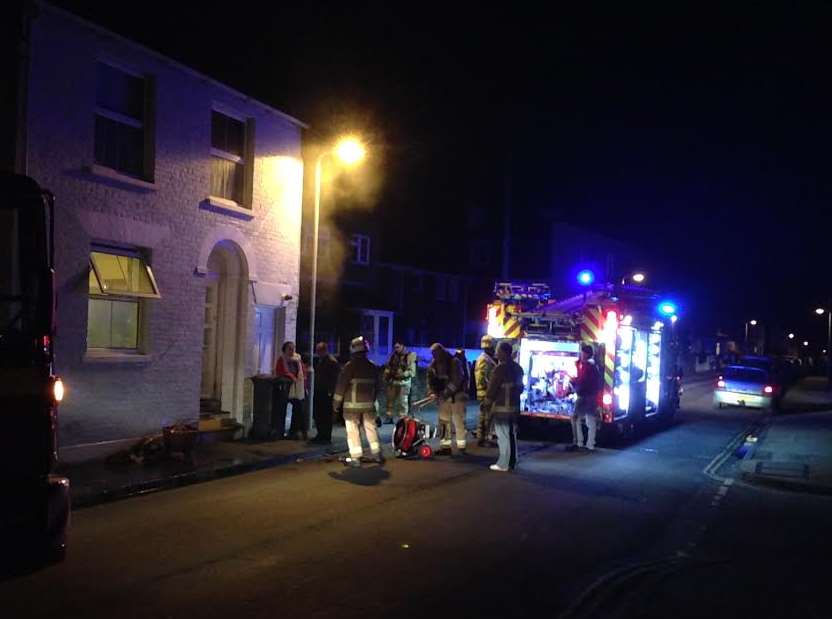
left=308, top=135, right=367, bottom=420
left=803, top=341, right=809, bottom=347
left=670, top=315, right=678, bottom=324
left=750, top=319, right=758, bottom=326
left=632, top=272, right=646, bottom=284
left=788, top=333, right=795, bottom=340
left=813, top=307, right=832, bottom=388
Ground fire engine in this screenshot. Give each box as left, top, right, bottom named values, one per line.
left=486, top=280, right=680, bottom=440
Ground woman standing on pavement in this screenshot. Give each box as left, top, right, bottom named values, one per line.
left=274, top=341, right=308, bottom=440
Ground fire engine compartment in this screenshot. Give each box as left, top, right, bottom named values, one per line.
left=519, top=338, right=580, bottom=417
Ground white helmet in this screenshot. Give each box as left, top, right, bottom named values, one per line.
left=480, top=334, right=495, bottom=349
left=350, top=336, right=369, bottom=354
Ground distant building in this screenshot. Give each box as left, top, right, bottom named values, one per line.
left=297, top=216, right=477, bottom=365
left=9, top=3, right=305, bottom=460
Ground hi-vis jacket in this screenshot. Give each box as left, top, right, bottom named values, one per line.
left=333, top=353, right=382, bottom=414
left=383, top=350, right=417, bottom=387
left=474, top=351, right=497, bottom=400
left=484, top=359, right=524, bottom=419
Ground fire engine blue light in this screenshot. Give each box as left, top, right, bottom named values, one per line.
left=658, top=301, right=677, bottom=316
left=577, top=270, right=595, bottom=286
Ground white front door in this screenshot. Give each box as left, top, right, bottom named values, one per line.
left=201, top=280, right=220, bottom=399
left=360, top=309, right=394, bottom=363
left=253, top=305, right=276, bottom=375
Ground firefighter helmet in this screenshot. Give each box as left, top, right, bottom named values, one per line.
left=350, top=336, right=370, bottom=354
left=480, top=334, right=495, bottom=349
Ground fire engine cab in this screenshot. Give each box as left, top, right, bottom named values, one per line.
left=486, top=281, right=679, bottom=440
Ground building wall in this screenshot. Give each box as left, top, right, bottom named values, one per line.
left=26, top=5, right=303, bottom=452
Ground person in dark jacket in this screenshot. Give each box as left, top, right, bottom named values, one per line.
left=483, top=341, right=524, bottom=471
left=310, top=342, right=340, bottom=444
left=570, top=344, right=602, bottom=450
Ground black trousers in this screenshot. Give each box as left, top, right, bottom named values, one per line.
left=287, top=398, right=308, bottom=438
left=313, top=391, right=334, bottom=441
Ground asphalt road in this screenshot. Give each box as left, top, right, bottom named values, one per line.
left=2, top=377, right=831, bottom=618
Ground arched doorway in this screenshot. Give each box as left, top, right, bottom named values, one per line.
left=200, top=240, right=248, bottom=420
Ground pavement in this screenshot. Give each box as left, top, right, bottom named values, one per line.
left=59, top=404, right=482, bottom=509
left=738, top=376, right=832, bottom=495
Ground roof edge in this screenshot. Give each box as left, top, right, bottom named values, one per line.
left=38, top=1, right=308, bottom=129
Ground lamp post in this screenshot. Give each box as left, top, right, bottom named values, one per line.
left=745, top=319, right=757, bottom=352
left=815, top=307, right=832, bottom=388
left=308, top=136, right=366, bottom=422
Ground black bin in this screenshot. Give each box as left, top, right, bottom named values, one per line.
left=249, top=375, right=276, bottom=440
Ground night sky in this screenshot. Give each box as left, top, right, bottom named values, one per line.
left=55, top=1, right=832, bottom=342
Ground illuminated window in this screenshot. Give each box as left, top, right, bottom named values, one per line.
left=351, top=234, right=370, bottom=265
left=94, top=62, right=154, bottom=180
left=210, top=110, right=254, bottom=206
left=87, top=249, right=160, bottom=351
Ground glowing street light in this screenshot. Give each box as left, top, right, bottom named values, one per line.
left=813, top=307, right=832, bottom=388
left=670, top=315, right=678, bottom=324
left=803, top=341, right=809, bottom=347
left=632, top=272, right=646, bottom=284
left=309, top=135, right=368, bottom=415
left=333, top=136, right=366, bottom=166
left=788, top=333, right=795, bottom=340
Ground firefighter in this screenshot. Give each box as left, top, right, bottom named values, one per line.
left=333, top=336, right=384, bottom=468
left=382, top=341, right=417, bottom=424
left=427, top=343, right=468, bottom=455
left=483, top=341, right=524, bottom=471
left=571, top=344, right=602, bottom=451
left=475, top=334, right=498, bottom=447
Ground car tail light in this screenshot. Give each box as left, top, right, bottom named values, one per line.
left=764, top=385, right=774, bottom=394
left=53, top=377, right=65, bottom=403
left=602, top=393, right=613, bottom=407
left=717, top=380, right=726, bottom=389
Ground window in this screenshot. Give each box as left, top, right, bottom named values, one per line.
left=351, top=234, right=370, bottom=265
left=359, top=309, right=393, bottom=359
left=435, top=275, right=447, bottom=301
left=94, top=62, right=153, bottom=180
left=87, top=249, right=160, bottom=351
left=211, top=110, right=253, bottom=206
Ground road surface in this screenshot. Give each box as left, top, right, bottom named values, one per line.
left=2, top=376, right=830, bottom=618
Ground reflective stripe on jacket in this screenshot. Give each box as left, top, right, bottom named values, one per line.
left=333, top=353, right=381, bottom=414
left=475, top=352, right=497, bottom=400
left=485, top=360, right=524, bottom=417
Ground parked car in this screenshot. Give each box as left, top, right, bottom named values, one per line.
left=714, top=365, right=781, bottom=411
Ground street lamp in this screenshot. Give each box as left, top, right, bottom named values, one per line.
left=632, top=272, right=646, bottom=284
left=744, top=319, right=756, bottom=349
left=788, top=333, right=795, bottom=340
left=308, top=136, right=366, bottom=419
left=813, top=307, right=832, bottom=388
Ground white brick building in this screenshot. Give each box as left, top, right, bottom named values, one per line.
left=23, top=4, right=305, bottom=461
